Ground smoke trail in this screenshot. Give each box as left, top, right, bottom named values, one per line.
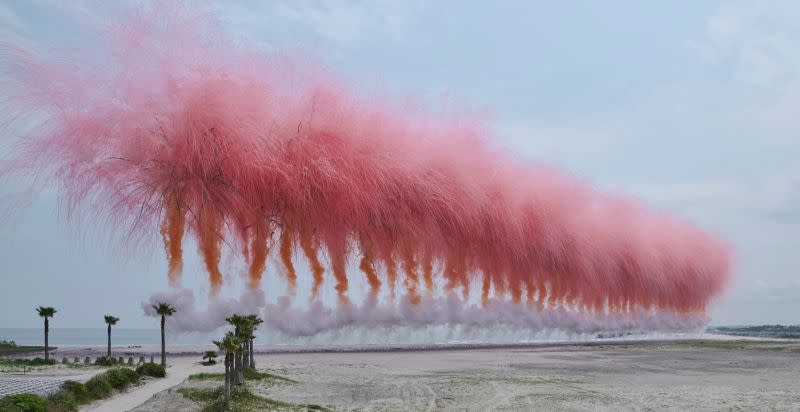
left=197, top=208, right=223, bottom=296
left=263, top=295, right=709, bottom=338
left=358, top=235, right=381, bottom=296
left=247, top=216, right=270, bottom=289
left=0, top=2, right=732, bottom=336
left=279, top=222, right=297, bottom=296
left=300, top=225, right=325, bottom=300
left=401, top=248, right=421, bottom=305
left=160, top=190, right=185, bottom=287
left=421, top=252, right=434, bottom=294
left=143, top=288, right=265, bottom=333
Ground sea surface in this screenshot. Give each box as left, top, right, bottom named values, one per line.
left=0, top=328, right=216, bottom=347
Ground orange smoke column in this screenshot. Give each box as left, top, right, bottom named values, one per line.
left=358, top=236, right=381, bottom=296
left=247, top=217, right=270, bottom=290
left=299, top=226, right=325, bottom=300
left=383, top=252, right=398, bottom=300
left=401, top=249, right=421, bottom=305
left=279, top=222, right=297, bottom=296
left=421, top=253, right=434, bottom=294
left=197, top=208, right=223, bottom=296
left=160, top=191, right=185, bottom=287
left=327, top=236, right=350, bottom=305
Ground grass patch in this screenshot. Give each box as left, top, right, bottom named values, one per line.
left=0, top=341, right=47, bottom=356
left=48, top=366, right=154, bottom=410
left=188, top=372, right=225, bottom=381
left=244, top=367, right=298, bottom=383
left=189, top=368, right=297, bottom=384
left=177, top=387, right=329, bottom=412
left=0, top=357, right=56, bottom=367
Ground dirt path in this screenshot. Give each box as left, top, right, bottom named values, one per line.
left=86, top=358, right=222, bottom=412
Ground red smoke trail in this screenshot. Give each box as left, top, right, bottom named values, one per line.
left=300, top=225, right=325, bottom=300
left=160, top=190, right=185, bottom=287
left=358, top=235, right=381, bottom=296
left=0, top=3, right=732, bottom=333
left=247, top=215, right=270, bottom=290
left=197, top=206, right=223, bottom=296
left=401, top=248, right=421, bottom=305
left=279, top=222, right=297, bottom=296
left=421, top=253, right=434, bottom=294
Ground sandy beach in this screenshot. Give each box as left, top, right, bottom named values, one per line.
left=7, top=339, right=791, bottom=411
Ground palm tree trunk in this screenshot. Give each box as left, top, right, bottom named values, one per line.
left=224, top=353, right=231, bottom=409
left=160, top=315, right=166, bottom=366
left=235, top=349, right=243, bottom=385
left=44, top=317, right=49, bottom=361
left=249, top=339, right=255, bottom=368
left=107, top=324, right=112, bottom=358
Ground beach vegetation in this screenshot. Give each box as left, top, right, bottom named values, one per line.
left=136, top=362, right=166, bottom=377
left=85, top=374, right=114, bottom=398
left=203, top=350, right=218, bottom=365
left=153, top=302, right=176, bottom=366
left=0, top=393, right=48, bottom=412
left=45, top=391, right=78, bottom=412
left=213, top=331, right=244, bottom=409
left=103, top=315, right=120, bottom=358
left=35, top=306, right=57, bottom=362
left=106, top=367, right=140, bottom=389
left=176, top=386, right=330, bottom=412
left=94, top=356, right=119, bottom=366
left=61, top=380, right=91, bottom=403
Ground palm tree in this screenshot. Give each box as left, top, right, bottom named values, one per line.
left=213, top=332, right=242, bottom=410
left=104, top=315, right=120, bottom=359
left=245, top=315, right=263, bottom=368
left=152, top=303, right=176, bottom=366
left=36, top=307, right=56, bottom=361
left=225, top=314, right=249, bottom=385
left=203, top=351, right=217, bottom=365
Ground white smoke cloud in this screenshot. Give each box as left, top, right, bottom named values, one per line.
left=141, top=289, right=708, bottom=339
left=263, top=294, right=709, bottom=338
left=142, top=288, right=266, bottom=333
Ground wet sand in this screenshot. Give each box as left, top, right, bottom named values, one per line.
left=126, top=340, right=800, bottom=411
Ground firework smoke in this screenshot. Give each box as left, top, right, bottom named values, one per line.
left=1, top=3, right=731, bottom=337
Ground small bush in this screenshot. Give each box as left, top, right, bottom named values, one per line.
left=0, top=393, right=48, bottom=412
left=46, top=391, right=78, bottom=412
left=85, top=375, right=113, bottom=399
left=94, top=356, right=118, bottom=366
left=61, top=381, right=91, bottom=404
left=135, top=362, right=165, bottom=378
left=106, top=367, right=139, bottom=389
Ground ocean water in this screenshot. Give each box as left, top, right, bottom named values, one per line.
left=0, top=328, right=217, bottom=347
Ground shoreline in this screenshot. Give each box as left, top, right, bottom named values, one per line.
left=8, top=333, right=794, bottom=359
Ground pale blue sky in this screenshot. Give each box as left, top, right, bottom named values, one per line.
left=0, top=1, right=798, bottom=329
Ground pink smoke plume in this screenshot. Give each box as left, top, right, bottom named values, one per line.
left=1, top=3, right=731, bottom=335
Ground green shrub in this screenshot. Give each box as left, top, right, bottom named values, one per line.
left=0, top=393, right=48, bottom=412
left=135, top=362, right=165, bottom=378
left=94, top=356, right=117, bottom=366
left=85, top=375, right=113, bottom=399
left=46, top=391, right=78, bottom=412
left=106, top=368, right=139, bottom=389
left=60, top=381, right=91, bottom=404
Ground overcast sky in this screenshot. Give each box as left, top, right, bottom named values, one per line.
left=0, top=1, right=797, bottom=329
